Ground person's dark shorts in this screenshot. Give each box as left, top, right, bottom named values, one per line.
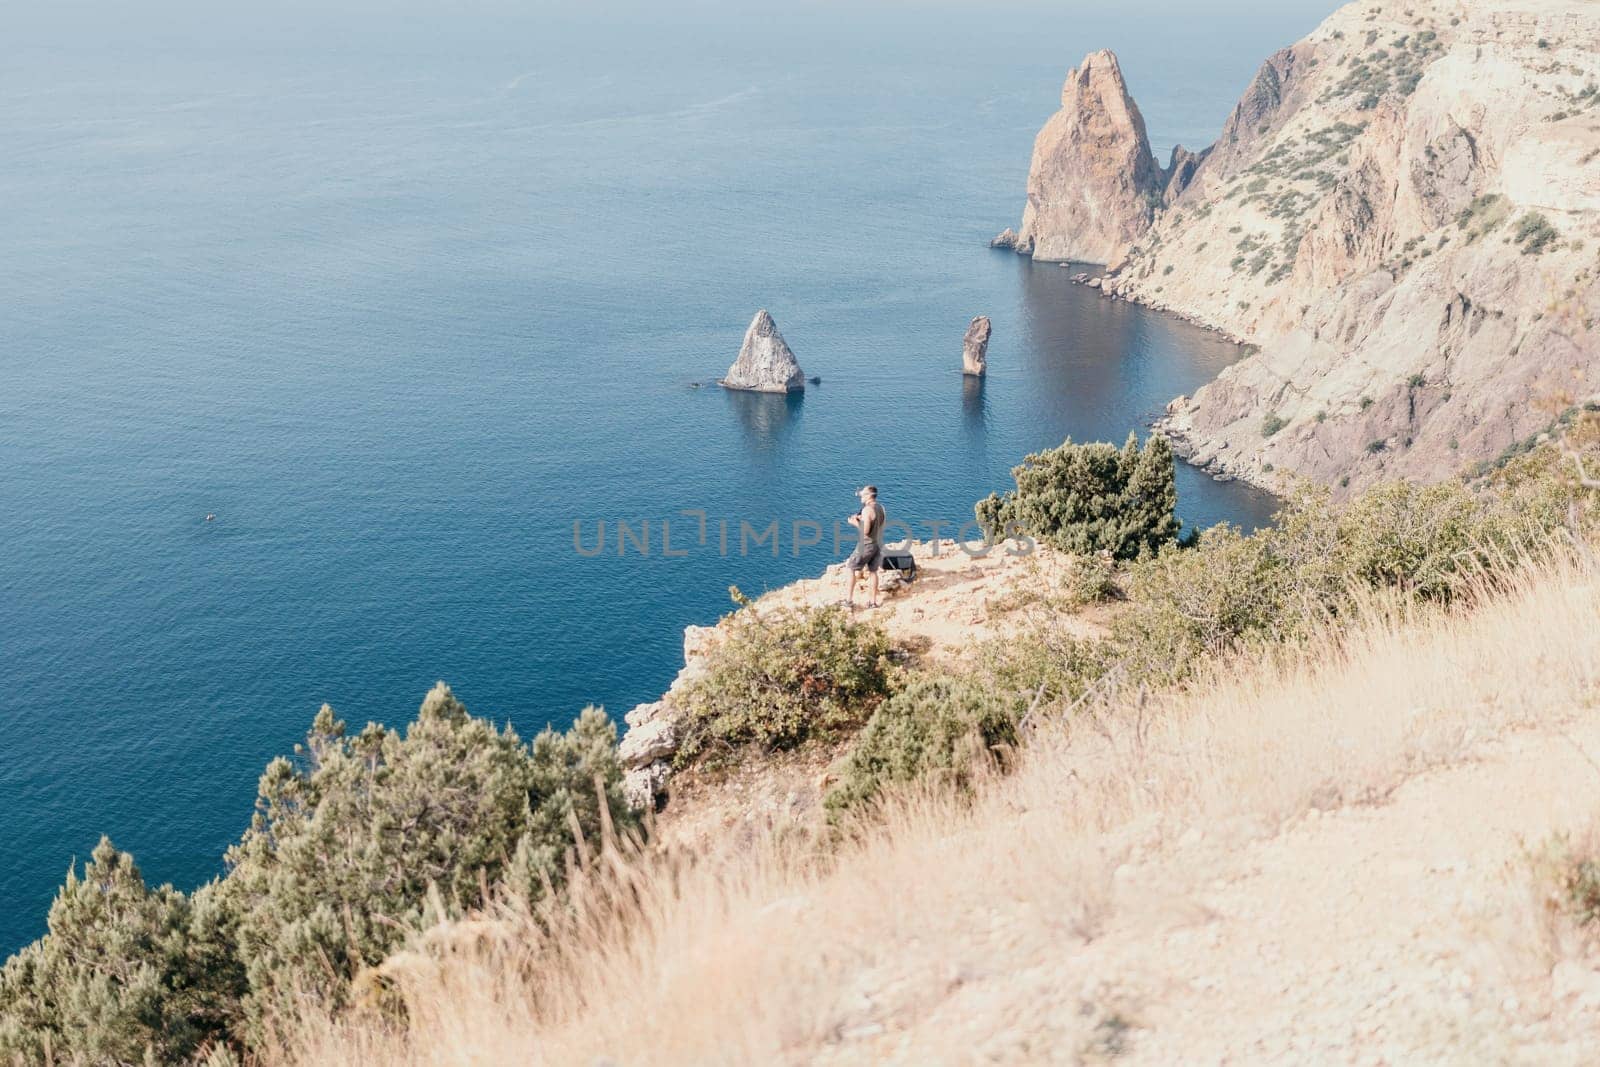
left=848, top=542, right=882, bottom=572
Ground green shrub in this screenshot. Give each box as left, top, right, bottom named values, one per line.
left=1513, top=211, right=1558, bottom=255
left=675, top=606, right=895, bottom=764
left=1332, top=481, right=1493, bottom=599
left=1456, top=194, right=1509, bottom=243
left=1068, top=552, right=1120, bottom=606
left=1554, top=846, right=1600, bottom=928
left=975, top=434, right=1179, bottom=560
left=2, top=685, right=634, bottom=1056
left=977, top=471, right=1585, bottom=705
left=824, top=676, right=1018, bottom=817
left=220, top=685, right=632, bottom=1035
left=1261, top=413, right=1287, bottom=437
left=0, top=841, right=244, bottom=1065
left=1111, top=523, right=1304, bottom=684
left=973, top=616, right=1112, bottom=712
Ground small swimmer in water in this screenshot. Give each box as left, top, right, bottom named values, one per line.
left=205, top=514, right=215, bottom=522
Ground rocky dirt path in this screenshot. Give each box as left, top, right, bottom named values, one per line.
left=1078, top=724, right=1600, bottom=1065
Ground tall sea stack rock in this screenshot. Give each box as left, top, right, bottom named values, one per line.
left=1002, top=0, right=1600, bottom=497
left=962, top=316, right=991, bottom=376
left=1015, top=50, right=1164, bottom=264
left=721, top=310, right=805, bottom=393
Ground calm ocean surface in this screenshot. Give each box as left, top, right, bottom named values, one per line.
left=0, top=1, right=1334, bottom=953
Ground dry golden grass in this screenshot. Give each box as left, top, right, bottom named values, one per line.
left=274, top=549, right=1600, bottom=1066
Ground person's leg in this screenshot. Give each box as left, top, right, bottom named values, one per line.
left=868, top=566, right=879, bottom=608
left=842, top=565, right=857, bottom=607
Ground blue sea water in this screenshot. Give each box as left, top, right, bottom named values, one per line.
left=0, top=1, right=1336, bottom=954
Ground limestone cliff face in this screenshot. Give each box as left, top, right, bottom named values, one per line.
left=1014, top=0, right=1600, bottom=495
left=1016, top=50, right=1166, bottom=264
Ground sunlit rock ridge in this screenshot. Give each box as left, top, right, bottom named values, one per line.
left=1007, top=0, right=1600, bottom=494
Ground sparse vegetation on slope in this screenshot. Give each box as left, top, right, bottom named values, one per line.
left=0, top=687, right=632, bottom=1065
left=674, top=604, right=896, bottom=766
left=824, top=675, right=1018, bottom=819
left=9, top=419, right=1599, bottom=1064
left=272, top=534, right=1600, bottom=1066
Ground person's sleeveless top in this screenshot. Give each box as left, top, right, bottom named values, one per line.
left=862, top=501, right=885, bottom=549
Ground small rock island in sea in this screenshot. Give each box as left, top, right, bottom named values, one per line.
left=963, top=315, right=991, bottom=377
left=720, top=309, right=806, bottom=393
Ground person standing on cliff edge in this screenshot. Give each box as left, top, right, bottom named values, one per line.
left=842, top=485, right=886, bottom=610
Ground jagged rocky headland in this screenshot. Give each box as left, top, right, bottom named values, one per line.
left=999, top=0, right=1600, bottom=493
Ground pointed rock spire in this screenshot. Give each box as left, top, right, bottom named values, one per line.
left=963, top=316, right=991, bottom=376
left=720, top=310, right=806, bottom=393
left=1015, top=49, right=1164, bottom=264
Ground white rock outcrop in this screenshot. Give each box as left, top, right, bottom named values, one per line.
left=615, top=623, right=728, bottom=811
left=963, top=316, right=992, bottom=377
left=720, top=310, right=806, bottom=393
left=622, top=761, right=671, bottom=811
left=990, top=227, right=1022, bottom=250
left=618, top=717, right=678, bottom=769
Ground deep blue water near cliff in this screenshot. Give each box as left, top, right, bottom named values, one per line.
left=0, top=1, right=1335, bottom=953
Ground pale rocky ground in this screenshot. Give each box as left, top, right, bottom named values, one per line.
left=828, top=721, right=1600, bottom=1066
left=650, top=553, right=1600, bottom=1066
left=1009, top=0, right=1600, bottom=496
left=1114, top=727, right=1600, bottom=1066
left=736, top=539, right=1098, bottom=665
left=624, top=540, right=1100, bottom=846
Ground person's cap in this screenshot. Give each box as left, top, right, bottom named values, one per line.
left=859, top=485, right=878, bottom=495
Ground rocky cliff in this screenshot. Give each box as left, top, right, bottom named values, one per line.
left=962, top=315, right=992, bottom=376
left=1014, top=50, right=1169, bottom=264
left=1008, top=0, right=1600, bottom=494
left=722, top=310, right=806, bottom=393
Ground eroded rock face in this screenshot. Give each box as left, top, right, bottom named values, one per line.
left=624, top=700, right=667, bottom=729
left=1015, top=0, right=1600, bottom=496
left=1016, top=50, right=1165, bottom=264
left=1193, top=48, right=1303, bottom=193
left=618, top=717, right=678, bottom=769
left=990, top=228, right=1022, bottom=250
left=1163, top=144, right=1208, bottom=204
left=622, top=761, right=671, bottom=811
left=721, top=310, right=805, bottom=393
left=614, top=622, right=724, bottom=812
left=963, top=315, right=992, bottom=376
left=683, top=624, right=719, bottom=662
